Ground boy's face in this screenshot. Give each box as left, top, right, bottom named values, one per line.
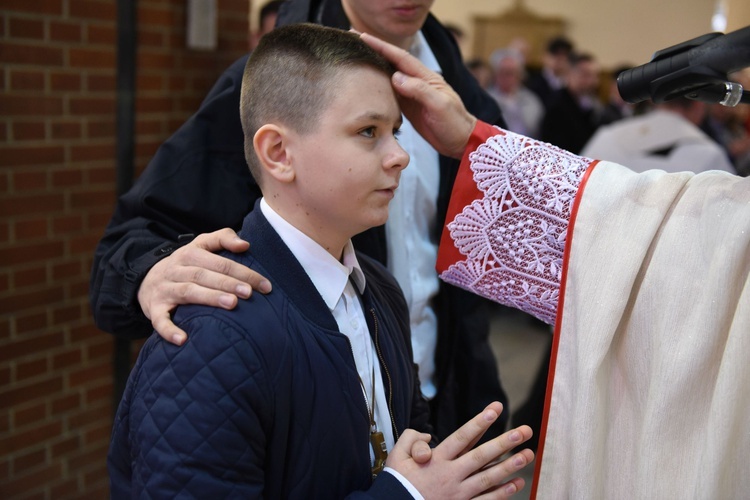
left=342, top=0, right=434, bottom=49
left=287, top=66, right=408, bottom=245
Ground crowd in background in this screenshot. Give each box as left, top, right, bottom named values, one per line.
left=460, top=33, right=750, bottom=176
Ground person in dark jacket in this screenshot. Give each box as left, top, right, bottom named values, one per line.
left=540, top=52, right=603, bottom=154
left=108, top=25, right=533, bottom=498
left=91, top=0, right=510, bottom=440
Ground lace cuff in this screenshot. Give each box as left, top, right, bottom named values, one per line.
left=436, top=121, right=596, bottom=324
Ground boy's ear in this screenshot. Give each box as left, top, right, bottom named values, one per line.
left=253, top=124, right=295, bottom=183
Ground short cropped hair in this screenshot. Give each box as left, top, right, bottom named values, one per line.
left=240, top=23, right=394, bottom=182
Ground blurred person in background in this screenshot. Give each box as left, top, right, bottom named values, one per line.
left=525, top=35, right=574, bottom=110
left=541, top=52, right=603, bottom=154
left=487, top=48, right=544, bottom=138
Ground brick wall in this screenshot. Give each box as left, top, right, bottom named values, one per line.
left=0, top=1, right=250, bottom=497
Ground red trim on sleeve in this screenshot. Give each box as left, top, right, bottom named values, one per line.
left=436, top=121, right=504, bottom=274
left=529, top=159, right=600, bottom=499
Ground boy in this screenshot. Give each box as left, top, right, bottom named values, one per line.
left=108, top=24, right=532, bottom=498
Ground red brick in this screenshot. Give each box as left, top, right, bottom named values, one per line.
left=1, top=462, right=63, bottom=497
left=0, top=378, right=63, bottom=416
left=0, top=121, right=7, bottom=141
left=169, top=76, right=187, bottom=92
left=3, top=294, right=66, bottom=321
left=0, top=42, right=64, bottom=66
left=50, top=21, right=83, bottom=42
left=13, top=402, right=47, bottom=427
left=87, top=119, right=115, bottom=138
left=16, top=357, right=49, bottom=381
left=9, top=17, right=45, bottom=39
left=82, top=476, right=109, bottom=496
left=70, top=189, right=114, bottom=209
left=0, top=330, right=64, bottom=363
left=71, top=327, right=101, bottom=347
left=0, top=193, right=64, bottom=217
left=53, top=303, right=83, bottom=324
left=87, top=210, right=114, bottom=230
left=84, top=420, right=112, bottom=445
left=13, top=169, right=48, bottom=190
left=12, top=121, right=46, bottom=141
left=0, top=241, right=65, bottom=271
left=67, top=442, right=109, bottom=472
left=87, top=73, right=115, bottom=92
left=70, top=144, right=115, bottom=164
left=85, top=380, right=112, bottom=406
left=52, top=214, right=85, bottom=235
left=135, top=139, right=162, bottom=159
left=50, top=434, right=80, bottom=458
left=137, top=74, right=164, bottom=92
left=68, top=234, right=102, bottom=257
left=87, top=24, right=116, bottom=45
left=138, top=29, right=165, bottom=47
left=10, top=70, right=46, bottom=92
left=136, top=96, right=173, bottom=114
left=52, top=260, right=83, bottom=280
left=0, top=147, right=64, bottom=168
left=51, top=121, right=82, bottom=140
left=139, top=5, right=176, bottom=26
left=15, top=311, right=49, bottom=334
left=0, top=95, right=63, bottom=117
left=135, top=118, right=164, bottom=136
left=13, top=265, right=48, bottom=289
left=1, top=1, right=63, bottom=15
left=50, top=72, right=82, bottom=92
left=69, top=47, right=115, bottom=69
left=69, top=96, right=115, bottom=116
left=70, top=0, right=117, bottom=20
left=69, top=279, right=90, bottom=298
left=138, top=51, right=173, bottom=69
left=68, top=403, right=110, bottom=431
left=86, top=339, right=112, bottom=361
left=0, top=271, right=9, bottom=293
left=51, top=168, right=83, bottom=188
left=50, top=392, right=82, bottom=414
left=17, top=489, right=47, bottom=500
left=87, top=165, right=115, bottom=184
left=50, top=478, right=80, bottom=498
left=68, top=362, right=110, bottom=388
left=52, top=349, right=83, bottom=372
left=14, top=217, right=50, bottom=241
left=0, top=412, right=8, bottom=434
left=0, top=366, right=10, bottom=386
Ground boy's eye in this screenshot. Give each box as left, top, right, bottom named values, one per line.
left=393, top=127, right=402, bottom=139
left=359, top=126, right=376, bottom=138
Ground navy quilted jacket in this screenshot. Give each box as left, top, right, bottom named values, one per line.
left=108, top=204, right=433, bottom=498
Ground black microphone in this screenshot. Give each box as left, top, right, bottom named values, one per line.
left=617, top=25, right=750, bottom=106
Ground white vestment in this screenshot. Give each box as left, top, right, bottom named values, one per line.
left=437, top=121, right=750, bottom=499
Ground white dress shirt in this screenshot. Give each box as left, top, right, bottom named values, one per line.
left=385, top=31, right=442, bottom=399
left=260, top=200, right=395, bottom=452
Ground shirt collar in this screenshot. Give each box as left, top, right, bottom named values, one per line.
left=260, top=198, right=365, bottom=310
left=410, top=30, right=441, bottom=73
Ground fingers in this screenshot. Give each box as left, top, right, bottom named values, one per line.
left=410, top=437, right=433, bottom=465
left=473, top=476, right=528, bottom=499
left=137, top=229, right=274, bottom=346
left=469, top=449, right=534, bottom=499
left=151, top=306, right=189, bottom=346
left=360, top=32, right=433, bottom=79
left=389, top=429, right=432, bottom=462
left=191, top=228, right=249, bottom=253
left=434, top=402, right=504, bottom=460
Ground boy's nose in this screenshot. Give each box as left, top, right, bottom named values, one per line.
left=387, top=143, right=410, bottom=171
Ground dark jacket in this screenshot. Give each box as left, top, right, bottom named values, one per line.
left=108, top=206, right=432, bottom=498
left=541, top=87, right=601, bottom=154
left=91, top=0, right=509, bottom=438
